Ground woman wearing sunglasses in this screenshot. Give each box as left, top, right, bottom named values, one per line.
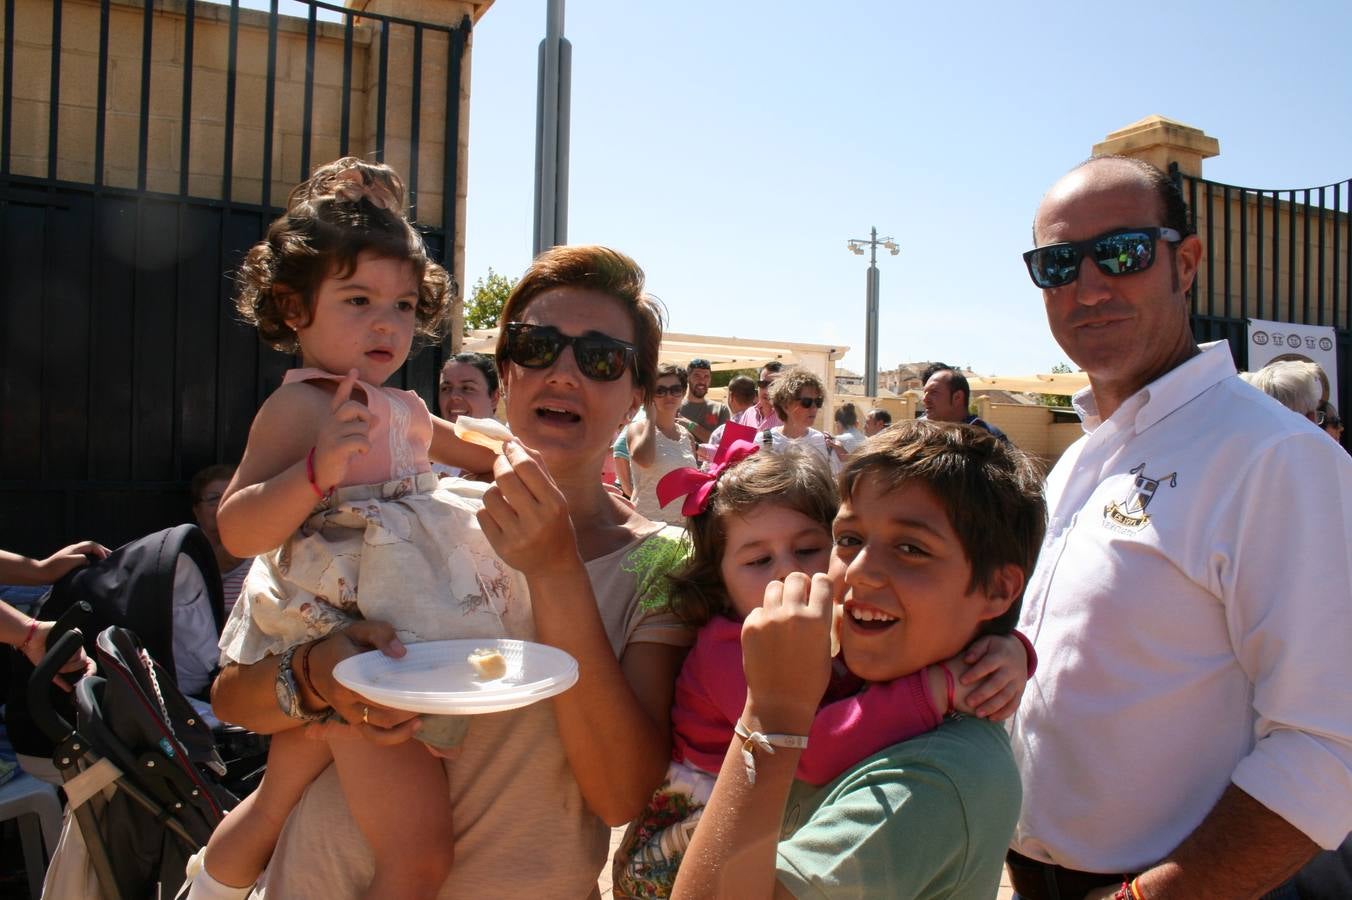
left=212, top=246, right=694, bottom=898
left=762, top=369, right=843, bottom=474
left=626, top=362, right=700, bottom=526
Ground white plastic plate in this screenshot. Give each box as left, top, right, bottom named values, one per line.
left=332, top=639, right=579, bottom=715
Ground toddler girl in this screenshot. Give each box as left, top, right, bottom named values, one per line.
left=612, top=423, right=1032, bottom=897
left=189, top=159, right=522, bottom=900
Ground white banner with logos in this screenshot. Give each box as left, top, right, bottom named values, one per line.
left=1247, top=318, right=1338, bottom=408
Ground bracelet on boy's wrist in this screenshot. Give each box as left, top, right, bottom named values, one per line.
left=734, top=720, right=809, bottom=785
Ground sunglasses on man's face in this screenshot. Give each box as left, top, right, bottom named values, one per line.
left=796, top=396, right=824, bottom=409
left=502, top=322, right=636, bottom=382
left=1023, top=226, right=1183, bottom=289
left=652, top=384, right=684, bottom=399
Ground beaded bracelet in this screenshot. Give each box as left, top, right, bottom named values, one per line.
left=1113, top=878, right=1145, bottom=900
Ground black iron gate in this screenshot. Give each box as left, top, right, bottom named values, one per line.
left=0, top=0, right=469, bottom=555
left=1173, top=164, right=1351, bottom=448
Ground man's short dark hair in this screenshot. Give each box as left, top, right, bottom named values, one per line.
left=866, top=408, right=892, bottom=426
left=840, top=419, right=1046, bottom=636
left=923, top=364, right=970, bottom=407
left=727, top=375, right=757, bottom=406
left=760, top=361, right=783, bottom=376
left=445, top=351, right=499, bottom=396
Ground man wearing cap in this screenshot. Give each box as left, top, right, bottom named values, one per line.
left=1008, top=155, right=1352, bottom=899
left=678, top=358, right=730, bottom=443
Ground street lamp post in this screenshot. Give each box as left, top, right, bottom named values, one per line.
left=846, top=227, right=899, bottom=398
left=533, top=0, right=571, bottom=256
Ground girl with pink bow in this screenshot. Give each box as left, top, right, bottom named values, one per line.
left=610, top=425, right=1034, bottom=898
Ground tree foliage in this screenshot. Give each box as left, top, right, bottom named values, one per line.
left=463, top=268, right=518, bottom=333
left=1041, top=362, right=1074, bottom=408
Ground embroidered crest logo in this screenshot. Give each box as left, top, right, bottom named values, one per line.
left=1103, top=463, right=1176, bottom=529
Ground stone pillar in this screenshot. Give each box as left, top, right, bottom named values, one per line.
left=1092, top=115, right=1220, bottom=177
left=345, top=0, right=493, bottom=351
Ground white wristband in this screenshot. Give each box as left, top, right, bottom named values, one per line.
left=734, top=720, right=809, bottom=785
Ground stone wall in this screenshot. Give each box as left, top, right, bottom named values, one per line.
left=2, top=0, right=479, bottom=230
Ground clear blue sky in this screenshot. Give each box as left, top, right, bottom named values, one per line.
left=258, top=1, right=1352, bottom=376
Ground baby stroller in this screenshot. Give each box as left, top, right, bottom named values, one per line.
left=4, top=525, right=266, bottom=896
left=7, top=525, right=268, bottom=794
left=28, top=617, right=236, bottom=898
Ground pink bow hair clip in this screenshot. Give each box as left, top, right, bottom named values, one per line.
left=656, top=422, right=761, bottom=517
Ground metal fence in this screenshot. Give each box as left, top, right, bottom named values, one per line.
left=0, top=0, right=469, bottom=555
left=1174, top=165, right=1350, bottom=441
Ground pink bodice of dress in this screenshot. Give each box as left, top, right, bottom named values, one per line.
left=283, top=367, right=433, bottom=486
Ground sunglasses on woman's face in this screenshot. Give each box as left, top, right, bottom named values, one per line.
left=796, top=396, right=824, bottom=409
left=502, top=322, right=636, bottom=382
left=1022, top=226, right=1183, bottom=289
left=652, top=384, right=684, bottom=399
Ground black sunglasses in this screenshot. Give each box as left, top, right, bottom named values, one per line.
left=501, top=323, right=636, bottom=382
left=757, top=379, right=773, bottom=389
left=652, top=384, right=684, bottom=398
left=796, top=396, right=825, bottom=409
left=1023, top=226, right=1183, bottom=288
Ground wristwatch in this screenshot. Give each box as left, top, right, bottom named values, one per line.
left=275, top=645, right=327, bottom=722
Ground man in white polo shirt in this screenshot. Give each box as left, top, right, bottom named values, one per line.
left=1008, top=155, right=1352, bottom=900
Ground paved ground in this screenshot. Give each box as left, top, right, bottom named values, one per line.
left=598, top=826, right=1015, bottom=898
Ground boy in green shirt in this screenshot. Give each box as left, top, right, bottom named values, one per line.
left=672, top=420, right=1043, bottom=899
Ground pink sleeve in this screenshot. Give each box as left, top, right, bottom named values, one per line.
left=693, top=619, right=752, bottom=728
left=670, top=617, right=750, bottom=772
left=794, top=670, right=941, bottom=786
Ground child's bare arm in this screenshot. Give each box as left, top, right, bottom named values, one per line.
left=218, top=372, right=370, bottom=557
left=428, top=415, right=499, bottom=474
left=943, top=632, right=1031, bottom=720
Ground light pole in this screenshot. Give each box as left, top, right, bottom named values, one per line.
left=533, top=0, right=570, bottom=256
left=847, top=227, right=899, bottom=397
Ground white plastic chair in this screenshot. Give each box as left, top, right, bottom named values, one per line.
left=0, top=770, right=62, bottom=899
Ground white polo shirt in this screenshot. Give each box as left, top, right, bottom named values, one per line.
left=1011, top=341, right=1352, bottom=873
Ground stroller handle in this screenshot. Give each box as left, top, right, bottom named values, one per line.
left=26, top=601, right=94, bottom=743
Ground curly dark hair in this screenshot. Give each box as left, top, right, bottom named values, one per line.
left=667, top=447, right=838, bottom=627
left=234, top=158, right=454, bottom=352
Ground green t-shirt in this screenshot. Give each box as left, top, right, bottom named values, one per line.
left=776, top=715, right=1020, bottom=900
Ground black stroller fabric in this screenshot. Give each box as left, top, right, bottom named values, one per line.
left=6, top=524, right=224, bottom=758
left=62, top=626, right=233, bottom=898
